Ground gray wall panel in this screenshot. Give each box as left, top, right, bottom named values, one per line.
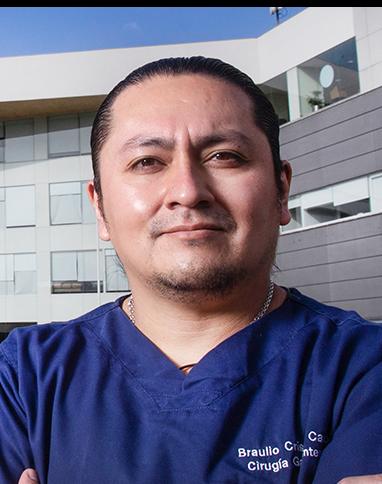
left=282, top=108, right=382, bottom=162
left=327, top=299, right=382, bottom=322
left=289, top=132, right=375, bottom=176
left=290, top=149, right=382, bottom=194
left=280, top=87, right=382, bottom=198
left=275, top=256, right=382, bottom=287
left=280, top=86, right=382, bottom=145
left=277, top=74, right=382, bottom=321
left=299, top=277, right=382, bottom=302
left=277, top=234, right=382, bottom=270
left=276, top=214, right=382, bottom=320
left=279, top=213, right=382, bottom=253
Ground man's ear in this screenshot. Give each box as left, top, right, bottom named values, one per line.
left=87, top=180, right=111, bottom=241
left=279, top=160, right=292, bottom=227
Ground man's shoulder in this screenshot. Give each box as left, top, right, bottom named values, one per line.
left=287, top=287, right=380, bottom=331
left=283, top=288, right=382, bottom=381
left=0, top=296, right=126, bottom=371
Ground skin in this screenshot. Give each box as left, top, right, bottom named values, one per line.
left=18, top=74, right=381, bottom=482
left=88, top=73, right=292, bottom=366
left=18, top=469, right=382, bottom=483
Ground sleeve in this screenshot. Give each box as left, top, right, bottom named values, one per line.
left=0, top=343, right=35, bottom=483
left=313, top=361, right=382, bottom=483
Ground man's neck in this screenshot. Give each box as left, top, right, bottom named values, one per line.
left=122, top=283, right=287, bottom=372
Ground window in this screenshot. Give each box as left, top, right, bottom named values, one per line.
left=51, top=250, right=101, bottom=293
left=282, top=173, right=381, bottom=232
left=260, top=73, right=290, bottom=125
left=370, top=174, right=382, bottom=212
left=50, top=181, right=94, bottom=225
left=0, top=122, right=4, bottom=162
left=297, top=38, right=360, bottom=116
left=48, top=115, right=80, bottom=157
left=0, top=253, right=37, bottom=295
left=2, top=185, right=36, bottom=228
left=0, top=322, right=36, bottom=342
left=80, top=112, right=95, bottom=154
left=3, top=119, right=34, bottom=163
left=105, top=249, right=129, bottom=292
left=0, top=188, right=5, bottom=228
left=1, top=112, right=95, bottom=163
left=282, top=196, right=302, bottom=231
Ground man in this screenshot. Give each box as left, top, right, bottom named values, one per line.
left=1, top=56, right=381, bottom=483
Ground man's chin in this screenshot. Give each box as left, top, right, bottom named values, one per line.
left=149, top=264, right=249, bottom=302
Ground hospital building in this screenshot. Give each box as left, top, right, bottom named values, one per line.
left=1, top=7, right=381, bottom=339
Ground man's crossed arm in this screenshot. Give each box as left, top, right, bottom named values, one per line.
left=18, top=469, right=382, bottom=483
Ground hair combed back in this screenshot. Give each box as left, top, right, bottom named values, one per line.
left=91, top=56, right=282, bottom=198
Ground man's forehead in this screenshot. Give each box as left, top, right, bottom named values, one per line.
left=118, top=129, right=257, bottom=154
left=112, top=72, right=252, bottom=112
left=109, top=74, right=257, bottom=140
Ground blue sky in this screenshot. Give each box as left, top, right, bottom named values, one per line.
left=0, top=7, right=306, bottom=57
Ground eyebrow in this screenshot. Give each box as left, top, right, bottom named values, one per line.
left=120, top=130, right=254, bottom=154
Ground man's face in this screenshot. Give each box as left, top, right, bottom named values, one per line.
left=90, top=74, right=291, bottom=298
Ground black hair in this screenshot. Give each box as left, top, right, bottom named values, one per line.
left=91, top=56, right=282, bottom=204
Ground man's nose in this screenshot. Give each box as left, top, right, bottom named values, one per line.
left=163, top=159, right=215, bottom=209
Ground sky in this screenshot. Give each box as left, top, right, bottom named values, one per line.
left=0, top=7, right=306, bottom=57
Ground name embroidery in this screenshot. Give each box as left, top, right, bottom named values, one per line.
left=237, top=430, right=329, bottom=474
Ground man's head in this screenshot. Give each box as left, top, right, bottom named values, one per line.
left=91, top=56, right=284, bottom=206
left=88, top=56, right=291, bottom=300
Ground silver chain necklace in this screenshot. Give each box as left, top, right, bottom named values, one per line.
left=127, top=281, right=275, bottom=326
left=127, top=281, right=274, bottom=373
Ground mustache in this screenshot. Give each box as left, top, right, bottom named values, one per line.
left=149, top=209, right=237, bottom=238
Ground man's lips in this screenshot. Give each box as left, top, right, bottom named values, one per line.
left=149, top=213, right=237, bottom=239
left=161, top=223, right=224, bottom=235
left=156, top=224, right=226, bottom=240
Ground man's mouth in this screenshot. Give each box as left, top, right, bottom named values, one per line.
left=159, top=223, right=225, bottom=240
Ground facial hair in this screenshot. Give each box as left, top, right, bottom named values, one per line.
left=149, top=258, right=250, bottom=303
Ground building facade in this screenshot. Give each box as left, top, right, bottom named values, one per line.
left=1, top=7, right=381, bottom=338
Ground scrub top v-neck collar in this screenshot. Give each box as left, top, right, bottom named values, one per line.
left=92, top=290, right=305, bottom=410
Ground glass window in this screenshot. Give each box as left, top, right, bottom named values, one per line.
left=281, top=173, right=381, bottom=233
left=80, top=112, right=95, bottom=154
left=0, top=253, right=36, bottom=295
left=50, top=182, right=82, bottom=225
left=0, top=322, right=36, bottom=342
left=298, top=38, right=359, bottom=116
left=50, top=181, right=94, bottom=225
left=333, top=178, right=368, bottom=206
left=260, top=73, right=290, bottom=125
left=335, top=198, right=370, bottom=219
left=5, top=185, right=35, bottom=227
left=77, top=251, right=97, bottom=282
left=0, top=188, right=5, bottom=228
left=48, top=114, right=80, bottom=157
left=282, top=196, right=302, bottom=232
left=14, top=253, right=37, bottom=294
left=105, top=249, right=129, bottom=292
left=288, top=207, right=303, bottom=230
left=304, top=203, right=339, bottom=226
left=51, top=250, right=101, bottom=293
left=0, top=122, right=4, bottom=162
left=4, top=119, right=34, bottom=163
left=370, top=174, right=382, bottom=212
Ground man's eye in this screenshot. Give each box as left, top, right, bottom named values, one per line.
left=209, top=152, right=247, bottom=166
left=131, top=158, right=163, bottom=172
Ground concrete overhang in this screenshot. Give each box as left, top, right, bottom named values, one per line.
left=0, top=95, right=105, bottom=120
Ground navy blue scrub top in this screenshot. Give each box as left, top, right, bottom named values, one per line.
left=0, top=288, right=381, bottom=483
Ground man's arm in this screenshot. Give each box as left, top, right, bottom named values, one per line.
left=338, top=476, right=382, bottom=483
left=313, top=361, right=382, bottom=483
left=17, top=468, right=382, bottom=483
left=0, top=345, right=35, bottom=483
